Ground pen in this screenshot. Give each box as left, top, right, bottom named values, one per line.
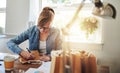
left=26, top=48, right=35, bottom=59
left=26, top=48, right=31, bottom=53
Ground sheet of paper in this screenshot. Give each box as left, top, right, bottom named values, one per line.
left=25, top=68, right=39, bottom=73
left=25, top=62, right=51, bottom=73
left=37, top=61, right=51, bottom=73
left=0, top=70, right=4, bottom=73
left=0, top=61, right=5, bottom=73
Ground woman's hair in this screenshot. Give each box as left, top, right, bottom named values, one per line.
left=37, top=7, right=55, bottom=27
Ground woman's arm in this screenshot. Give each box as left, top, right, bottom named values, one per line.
left=7, top=27, right=30, bottom=54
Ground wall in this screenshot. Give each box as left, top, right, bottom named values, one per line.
left=100, top=0, right=120, bottom=73
left=5, top=0, right=29, bottom=35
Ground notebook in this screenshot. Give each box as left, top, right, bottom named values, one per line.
left=18, top=50, right=41, bottom=64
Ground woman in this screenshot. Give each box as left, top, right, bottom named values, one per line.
left=7, top=7, right=62, bottom=62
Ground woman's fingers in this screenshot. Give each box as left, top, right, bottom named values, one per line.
left=39, top=55, right=50, bottom=61
left=20, top=51, right=34, bottom=60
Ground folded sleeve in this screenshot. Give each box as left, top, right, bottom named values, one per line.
left=7, top=27, right=30, bottom=54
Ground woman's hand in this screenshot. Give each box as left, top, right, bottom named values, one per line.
left=19, top=50, right=35, bottom=60
left=39, top=55, right=51, bottom=62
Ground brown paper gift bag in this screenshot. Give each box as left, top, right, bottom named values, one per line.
left=50, top=55, right=63, bottom=73
left=50, top=51, right=97, bottom=73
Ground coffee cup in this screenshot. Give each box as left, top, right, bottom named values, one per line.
left=4, top=55, right=15, bottom=71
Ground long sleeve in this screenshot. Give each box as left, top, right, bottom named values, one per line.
left=7, top=28, right=30, bottom=54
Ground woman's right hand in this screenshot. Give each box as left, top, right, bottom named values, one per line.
left=19, top=51, right=35, bottom=60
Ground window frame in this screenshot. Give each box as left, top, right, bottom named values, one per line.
left=40, top=0, right=103, bottom=44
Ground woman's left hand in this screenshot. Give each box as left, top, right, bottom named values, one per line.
left=39, top=55, right=51, bottom=62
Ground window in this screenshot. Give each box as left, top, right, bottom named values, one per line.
left=41, top=0, right=103, bottom=44
left=0, top=0, right=6, bottom=33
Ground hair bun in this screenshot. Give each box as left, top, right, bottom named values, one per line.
left=43, top=7, right=50, bottom=10
left=43, top=7, right=54, bottom=14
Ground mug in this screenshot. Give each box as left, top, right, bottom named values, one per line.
left=4, top=55, right=15, bottom=71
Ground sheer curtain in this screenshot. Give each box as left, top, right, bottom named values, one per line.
left=0, top=0, right=6, bottom=34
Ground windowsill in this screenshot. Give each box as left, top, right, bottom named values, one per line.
left=0, top=34, right=16, bottom=38
left=65, top=40, right=103, bottom=44
left=62, top=41, right=104, bottom=51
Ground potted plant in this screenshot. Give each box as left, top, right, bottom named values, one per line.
left=80, top=16, right=98, bottom=38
